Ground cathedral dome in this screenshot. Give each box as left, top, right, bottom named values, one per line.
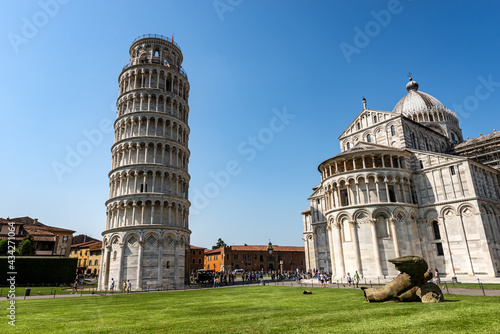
left=392, top=78, right=449, bottom=116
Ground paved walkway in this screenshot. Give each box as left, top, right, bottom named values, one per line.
left=2, top=277, right=499, bottom=301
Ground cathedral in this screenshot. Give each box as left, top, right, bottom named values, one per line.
left=302, top=77, right=500, bottom=279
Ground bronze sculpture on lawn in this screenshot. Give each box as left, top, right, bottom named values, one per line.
left=361, top=256, right=444, bottom=303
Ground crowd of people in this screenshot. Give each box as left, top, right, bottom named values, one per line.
left=192, top=269, right=307, bottom=287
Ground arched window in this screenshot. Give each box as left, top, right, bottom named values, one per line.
left=373, top=116, right=377, bottom=123
left=376, top=215, right=389, bottom=238
left=432, top=221, right=441, bottom=240
left=342, top=218, right=351, bottom=242
left=346, top=142, right=350, bottom=150
left=357, top=122, right=361, bottom=130
left=451, top=132, right=456, bottom=142
left=367, top=134, right=371, bottom=143
left=391, top=125, right=396, bottom=136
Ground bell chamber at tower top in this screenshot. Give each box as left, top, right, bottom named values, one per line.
left=121, top=34, right=188, bottom=80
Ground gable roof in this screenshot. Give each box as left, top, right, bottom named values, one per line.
left=338, top=108, right=397, bottom=140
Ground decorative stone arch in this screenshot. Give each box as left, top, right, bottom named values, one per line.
left=342, top=140, right=351, bottom=151
left=109, top=234, right=121, bottom=245
left=355, top=174, right=367, bottom=186
left=365, top=173, right=377, bottom=182
left=144, top=232, right=159, bottom=246
left=392, top=207, right=407, bottom=221
left=457, top=203, right=475, bottom=217
left=346, top=176, right=356, bottom=184
left=353, top=209, right=370, bottom=223
left=372, top=208, right=392, bottom=219
left=439, top=206, right=455, bottom=219
left=335, top=212, right=352, bottom=224
left=314, top=225, right=326, bottom=235
left=124, top=232, right=140, bottom=246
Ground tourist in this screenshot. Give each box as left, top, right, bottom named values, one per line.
left=110, top=278, right=115, bottom=292
left=347, top=272, right=352, bottom=287
left=123, top=280, right=127, bottom=293
left=72, top=280, right=78, bottom=294
left=127, top=280, right=131, bottom=293
left=434, top=269, right=441, bottom=286
left=354, top=271, right=360, bottom=288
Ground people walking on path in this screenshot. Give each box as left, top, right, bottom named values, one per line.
left=72, top=280, right=78, bottom=294
left=347, top=272, right=352, bottom=287
left=110, top=278, right=115, bottom=292
left=354, top=271, right=360, bottom=288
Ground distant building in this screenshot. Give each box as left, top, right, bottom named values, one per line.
left=70, top=240, right=102, bottom=275
left=204, top=242, right=305, bottom=272
left=189, top=246, right=206, bottom=271
left=453, top=131, right=500, bottom=170
left=72, top=234, right=100, bottom=245
left=88, top=241, right=103, bottom=276
left=0, top=217, right=74, bottom=256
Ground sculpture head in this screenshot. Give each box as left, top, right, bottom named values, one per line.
left=389, top=256, right=428, bottom=278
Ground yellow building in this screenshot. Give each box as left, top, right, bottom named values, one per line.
left=87, top=241, right=102, bottom=277
left=70, top=240, right=101, bottom=275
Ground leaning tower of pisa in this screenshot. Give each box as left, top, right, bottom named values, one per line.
left=99, top=34, right=191, bottom=290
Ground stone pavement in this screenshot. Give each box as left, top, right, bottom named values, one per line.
left=2, top=277, right=499, bottom=301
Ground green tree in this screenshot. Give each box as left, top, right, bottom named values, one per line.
left=0, top=239, right=7, bottom=255
left=212, top=238, right=227, bottom=249
left=17, top=234, right=36, bottom=255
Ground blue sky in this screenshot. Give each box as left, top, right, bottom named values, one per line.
left=1, top=0, right=500, bottom=249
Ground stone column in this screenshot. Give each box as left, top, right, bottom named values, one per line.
left=384, top=179, right=390, bottom=202
left=174, top=241, right=179, bottom=288
left=128, top=203, right=135, bottom=226
left=389, top=218, right=400, bottom=257
left=350, top=220, right=362, bottom=275
left=122, top=204, right=128, bottom=227
left=326, top=225, right=336, bottom=276
left=99, top=245, right=111, bottom=290
left=116, top=243, right=125, bottom=286
left=369, top=219, right=384, bottom=277
left=401, top=180, right=407, bottom=203
left=333, top=222, right=345, bottom=278
left=459, top=213, right=475, bottom=275
left=347, top=184, right=353, bottom=206
left=136, top=240, right=144, bottom=290
left=355, top=182, right=361, bottom=204
left=157, top=240, right=164, bottom=288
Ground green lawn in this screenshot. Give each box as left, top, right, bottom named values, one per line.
left=0, top=286, right=99, bottom=297
left=443, top=282, right=500, bottom=290
left=2, top=286, right=500, bottom=333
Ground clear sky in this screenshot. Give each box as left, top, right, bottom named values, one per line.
left=1, top=0, right=500, bottom=249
